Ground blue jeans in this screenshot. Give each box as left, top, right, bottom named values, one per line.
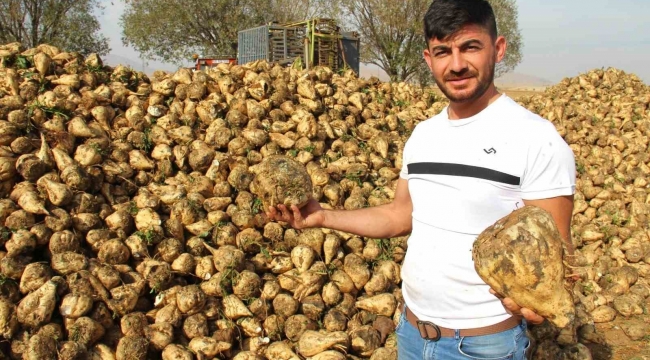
left=396, top=310, right=531, bottom=359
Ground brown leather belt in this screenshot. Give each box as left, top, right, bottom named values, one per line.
left=404, top=307, right=522, bottom=341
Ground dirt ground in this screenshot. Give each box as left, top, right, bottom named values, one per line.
left=588, top=313, right=650, bottom=360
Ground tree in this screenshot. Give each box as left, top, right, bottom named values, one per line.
left=0, top=0, right=110, bottom=56
left=335, top=0, right=523, bottom=83
left=257, top=0, right=331, bottom=25
left=335, top=0, right=429, bottom=82
left=120, top=0, right=330, bottom=66
left=488, top=0, right=522, bottom=77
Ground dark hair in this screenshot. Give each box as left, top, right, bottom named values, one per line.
left=423, top=0, right=497, bottom=42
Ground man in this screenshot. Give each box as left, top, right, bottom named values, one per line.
left=267, top=0, right=576, bottom=358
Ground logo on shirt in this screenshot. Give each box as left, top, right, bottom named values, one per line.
left=483, top=147, right=497, bottom=154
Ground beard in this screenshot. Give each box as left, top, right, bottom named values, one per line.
left=433, top=61, right=495, bottom=103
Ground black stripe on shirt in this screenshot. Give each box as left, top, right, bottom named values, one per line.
left=407, top=162, right=520, bottom=186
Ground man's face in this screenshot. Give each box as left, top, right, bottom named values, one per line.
left=423, top=24, right=506, bottom=103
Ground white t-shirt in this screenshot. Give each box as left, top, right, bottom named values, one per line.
left=399, top=94, right=576, bottom=329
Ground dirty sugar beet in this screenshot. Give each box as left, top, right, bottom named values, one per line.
left=472, top=205, right=576, bottom=328
left=250, top=155, right=313, bottom=212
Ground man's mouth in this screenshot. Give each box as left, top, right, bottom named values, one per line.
left=447, top=76, right=474, bottom=85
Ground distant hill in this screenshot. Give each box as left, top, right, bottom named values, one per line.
left=103, top=54, right=181, bottom=75
left=103, top=54, right=144, bottom=71
left=495, top=72, right=552, bottom=89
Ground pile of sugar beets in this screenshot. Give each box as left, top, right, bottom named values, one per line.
left=0, top=40, right=648, bottom=359
left=516, top=68, right=650, bottom=358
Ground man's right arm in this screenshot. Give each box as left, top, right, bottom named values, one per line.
left=267, top=177, right=413, bottom=239
left=320, top=177, right=413, bottom=238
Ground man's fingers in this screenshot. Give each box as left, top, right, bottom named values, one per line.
left=501, top=298, right=545, bottom=324
left=502, top=297, right=521, bottom=312
left=521, top=308, right=545, bottom=325
left=290, top=205, right=303, bottom=223
left=490, top=291, right=545, bottom=324
left=499, top=297, right=522, bottom=317
left=277, top=205, right=290, bottom=221
left=266, top=206, right=277, bottom=219
left=489, top=288, right=502, bottom=299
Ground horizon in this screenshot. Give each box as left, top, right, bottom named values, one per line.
left=95, top=0, right=650, bottom=85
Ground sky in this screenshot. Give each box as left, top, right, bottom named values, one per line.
left=95, top=0, right=650, bottom=84
left=514, top=0, right=650, bottom=83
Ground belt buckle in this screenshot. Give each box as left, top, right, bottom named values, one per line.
left=416, top=320, right=441, bottom=341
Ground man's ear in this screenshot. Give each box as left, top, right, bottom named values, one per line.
left=495, top=35, right=507, bottom=63
left=423, top=46, right=433, bottom=71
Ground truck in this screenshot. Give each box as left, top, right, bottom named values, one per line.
left=192, top=18, right=360, bottom=75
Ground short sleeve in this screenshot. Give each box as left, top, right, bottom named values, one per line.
left=520, top=122, right=576, bottom=200
left=399, top=128, right=417, bottom=179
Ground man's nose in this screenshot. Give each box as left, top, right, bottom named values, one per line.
left=450, top=50, right=468, bottom=73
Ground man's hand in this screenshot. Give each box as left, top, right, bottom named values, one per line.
left=266, top=199, right=325, bottom=229
left=265, top=178, right=413, bottom=239
left=489, top=288, right=545, bottom=325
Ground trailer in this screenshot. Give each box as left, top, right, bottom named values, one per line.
left=237, top=18, right=360, bottom=74
left=191, top=54, right=237, bottom=71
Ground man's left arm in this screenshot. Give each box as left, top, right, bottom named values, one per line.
left=524, top=195, right=575, bottom=257
left=494, top=122, right=577, bottom=325
left=495, top=195, right=575, bottom=325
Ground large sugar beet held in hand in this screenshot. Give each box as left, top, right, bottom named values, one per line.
left=250, top=155, right=313, bottom=211
left=472, top=206, right=575, bottom=328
